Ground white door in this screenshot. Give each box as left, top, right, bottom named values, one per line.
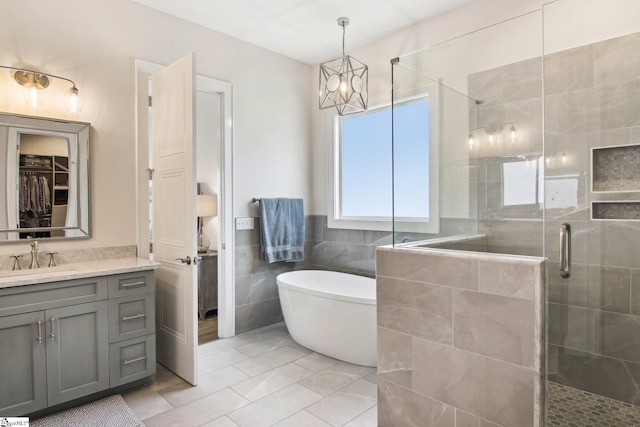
left=151, top=53, right=198, bottom=385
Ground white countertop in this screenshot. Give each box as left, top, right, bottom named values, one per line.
left=0, top=257, right=160, bottom=289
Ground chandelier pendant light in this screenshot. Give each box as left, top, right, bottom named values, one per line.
left=319, top=17, right=368, bottom=116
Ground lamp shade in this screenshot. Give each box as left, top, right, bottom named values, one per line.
left=197, top=194, right=217, bottom=217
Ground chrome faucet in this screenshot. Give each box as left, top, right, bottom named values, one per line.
left=10, top=255, right=22, bottom=271
left=30, top=240, right=40, bottom=269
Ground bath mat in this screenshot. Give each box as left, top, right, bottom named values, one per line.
left=30, top=394, right=142, bottom=427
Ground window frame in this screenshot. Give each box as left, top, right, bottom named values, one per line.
left=328, top=93, right=439, bottom=233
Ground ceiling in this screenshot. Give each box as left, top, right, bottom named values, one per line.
left=131, top=0, right=475, bottom=64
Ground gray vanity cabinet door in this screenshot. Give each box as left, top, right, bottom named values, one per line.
left=0, top=311, right=47, bottom=416
left=45, top=301, right=109, bottom=406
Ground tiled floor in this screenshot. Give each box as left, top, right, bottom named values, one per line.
left=546, top=382, right=640, bottom=426
left=123, top=322, right=377, bottom=427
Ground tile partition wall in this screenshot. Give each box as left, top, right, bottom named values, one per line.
left=376, top=245, right=545, bottom=427
left=544, top=31, right=640, bottom=404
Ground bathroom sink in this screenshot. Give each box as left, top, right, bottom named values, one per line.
left=0, top=264, right=78, bottom=279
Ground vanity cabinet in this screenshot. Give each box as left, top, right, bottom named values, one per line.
left=107, top=271, right=156, bottom=387
left=0, top=268, right=155, bottom=416
left=46, top=301, right=110, bottom=406
left=0, top=311, right=47, bottom=415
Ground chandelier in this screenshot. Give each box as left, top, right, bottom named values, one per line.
left=319, top=17, right=368, bottom=116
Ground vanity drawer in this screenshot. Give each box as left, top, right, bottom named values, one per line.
left=108, top=293, right=155, bottom=343
left=107, top=271, right=154, bottom=298
left=0, top=276, right=108, bottom=317
left=109, top=335, right=156, bottom=387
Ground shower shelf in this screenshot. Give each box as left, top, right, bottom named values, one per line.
left=591, top=144, right=640, bottom=193
left=591, top=201, right=640, bottom=221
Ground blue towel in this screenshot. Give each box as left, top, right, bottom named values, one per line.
left=259, top=198, right=305, bottom=263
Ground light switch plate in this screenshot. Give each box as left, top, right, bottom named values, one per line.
left=236, top=217, right=254, bottom=230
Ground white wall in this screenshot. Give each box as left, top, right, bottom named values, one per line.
left=0, top=0, right=312, bottom=257
left=196, top=90, right=220, bottom=249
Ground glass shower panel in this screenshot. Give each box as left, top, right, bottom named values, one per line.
left=392, top=10, right=544, bottom=255
left=544, top=0, right=640, bottom=424
left=391, top=63, right=478, bottom=244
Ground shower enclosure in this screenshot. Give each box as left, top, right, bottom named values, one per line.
left=382, top=1, right=640, bottom=425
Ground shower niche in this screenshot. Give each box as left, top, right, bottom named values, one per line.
left=591, top=143, right=640, bottom=220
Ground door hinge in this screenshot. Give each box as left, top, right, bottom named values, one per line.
left=148, top=95, right=152, bottom=107
left=222, top=243, right=226, bottom=250
left=149, top=242, right=153, bottom=254
left=146, top=168, right=154, bottom=180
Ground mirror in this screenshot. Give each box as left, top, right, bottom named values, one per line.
left=0, top=112, right=90, bottom=242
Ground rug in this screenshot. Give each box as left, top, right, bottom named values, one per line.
left=31, top=394, right=142, bottom=427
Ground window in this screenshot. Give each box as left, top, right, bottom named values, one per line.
left=329, top=97, right=437, bottom=232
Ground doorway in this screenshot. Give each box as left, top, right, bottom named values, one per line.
left=134, top=58, right=235, bottom=382
left=196, top=88, right=221, bottom=346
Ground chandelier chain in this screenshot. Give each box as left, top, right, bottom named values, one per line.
left=342, top=24, right=345, bottom=57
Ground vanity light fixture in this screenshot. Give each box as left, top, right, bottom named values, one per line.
left=1, top=65, right=82, bottom=113
left=468, top=122, right=517, bottom=149
left=319, top=17, right=368, bottom=116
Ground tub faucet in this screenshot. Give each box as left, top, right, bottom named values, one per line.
left=30, top=240, right=40, bottom=269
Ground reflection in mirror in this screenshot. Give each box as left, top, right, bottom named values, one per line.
left=0, top=113, right=90, bottom=242
left=502, top=157, right=542, bottom=207
left=471, top=154, right=544, bottom=221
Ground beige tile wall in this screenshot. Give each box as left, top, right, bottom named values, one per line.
left=376, top=246, right=544, bottom=427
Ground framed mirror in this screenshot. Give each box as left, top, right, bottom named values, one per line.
left=0, top=112, right=90, bottom=242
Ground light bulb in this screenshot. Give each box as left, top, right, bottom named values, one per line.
left=488, top=134, right=495, bottom=145
left=468, top=134, right=474, bottom=148
left=69, top=86, right=80, bottom=113
left=27, top=85, right=39, bottom=108
left=340, top=78, right=348, bottom=94
left=509, top=125, right=517, bottom=143
left=561, top=153, right=567, bottom=165
left=16, top=71, right=48, bottom=109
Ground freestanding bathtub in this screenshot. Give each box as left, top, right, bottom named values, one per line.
left=277, top=270, right=377, bottom=367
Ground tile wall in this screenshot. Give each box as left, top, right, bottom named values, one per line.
left=376, top=246, right=544, bottom=427
left=234, top=215, right=390, bottom=333
left=234, top=215, right=480, bottom=333
left=234, top=217, right=311, bottom=333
